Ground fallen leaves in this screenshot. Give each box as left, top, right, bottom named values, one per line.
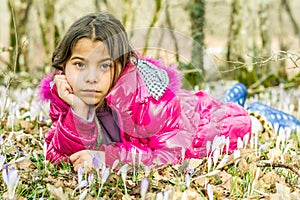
left=1, top=83, right=300, bottom=199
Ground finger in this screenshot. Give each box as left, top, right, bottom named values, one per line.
left=70, top=151, right=80, bottom=163
left=73, top=162, right=83, bottom=172
left=73, top=158, right=89, bottom=172
left=54, top=75, right=66, bottom=83
left=54, top=76, right=72, bottom=91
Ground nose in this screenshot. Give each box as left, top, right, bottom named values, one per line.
left=84, top=67, right=100, bottom=83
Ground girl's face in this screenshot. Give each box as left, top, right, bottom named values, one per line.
left=64, top=38, right=119, bottom=105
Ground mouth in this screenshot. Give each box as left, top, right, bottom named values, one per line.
left=81, top=89, right=101, bottom=93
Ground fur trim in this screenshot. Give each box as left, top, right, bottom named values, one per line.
left=38, top=74, right=54, bottom=102
left=137, top=55, right=182, bottom=93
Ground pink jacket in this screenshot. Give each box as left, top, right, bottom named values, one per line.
left=40, top=56, right=251, bottom=167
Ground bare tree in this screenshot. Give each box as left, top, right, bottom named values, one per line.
left=143, top=0, right=162, bottom=55
left=7, top=0, right=33, bottom=72
left=187, top=0, right=205, bottom=76
left=36, top=0, right=56, bottom=72
left=184, top=0, right=205, bottom=88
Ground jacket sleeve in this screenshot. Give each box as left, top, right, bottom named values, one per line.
left=45, top=84, right=99, bottom=164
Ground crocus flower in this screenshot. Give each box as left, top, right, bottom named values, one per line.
left=88, top=173, right=94, bottom=186
left=140, top=178, right=150, bottom=200
left=78, top=167, right=83, bottom=184
left=97, top=165, right=110, bottom=196
left=237, top=137, right=243, bottom=149
left=117, top=164, right=129, bottom=195
left=2, top=166, right=20, bottom=199
left=131, top=148, right=137, bottom=177
left=185, top=174, right=191, bottom=188
left=206, top=141, right=211, bottom=157
left=101, top=165, right=110, bottom=184
left=144, top=165, right=151, bottom=177
left=226, top=137, right=230, bottom=154
left=206, top=184, right=213, bottom=200
left=0, top=154, right=6, bottom=169
left=207, top=157, right=212, bottom=172
left=181, top=147, right=185, bottom=161
left=78, top=190, right=88, bottom=200
left=216, top=154, right=229, bottom=169
left=212, top=148, right=220, bottom=168
left=243, top=133, right=250, bottom=148
left=211, top=135, right=226, bottom=153
left=233, top=149, right=240, bottom=166
left=111, top=159, right=119, bottom=172
left=92, top=152, right=102, bottom=170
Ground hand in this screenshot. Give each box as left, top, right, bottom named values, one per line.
left=54, top=75, right=89, bottom=119
left=70, top=150, right=105, bottom=172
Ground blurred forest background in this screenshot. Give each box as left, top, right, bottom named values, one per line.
left=0, top=0, right=300, bottom=91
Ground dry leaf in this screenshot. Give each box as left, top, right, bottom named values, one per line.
left=218, top=171, right=232, bottom=191
left=46, top=184, right=69, bottom=200
left=195, top=176, right=207, bottom=187
left=20, top=120, right=35, bottom=131
left=185, top=188, right=202, bottom=199
left=189, top=158, right=203, bottom=169
left=291, top=190, right=300, bottom=200
left=15, top=156, right=33, bottom=170
left=122, top=194, right=133, bottom=200
left=237, top=158, right=248, bottom=174
left=260, top=171, right=285, bottom=186
left=269, top=183, right=291, bottom=200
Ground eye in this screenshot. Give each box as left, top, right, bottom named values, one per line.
left=100, top=63, right=112, bottom=71
left=75, top=62, right=86, bottom=69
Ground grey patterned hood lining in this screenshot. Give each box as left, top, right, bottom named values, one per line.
left=137, top=59, right=170, bottom=100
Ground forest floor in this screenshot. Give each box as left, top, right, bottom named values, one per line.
left=0, top=73, right=300, bottom=200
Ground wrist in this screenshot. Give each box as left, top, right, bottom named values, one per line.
left=72, top=104, right=90, bottom=120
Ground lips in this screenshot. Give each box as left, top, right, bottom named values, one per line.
left=81, top=89, right=101, bottom=93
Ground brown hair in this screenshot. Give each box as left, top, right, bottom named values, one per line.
left=52, top=12, right=136, bottom=88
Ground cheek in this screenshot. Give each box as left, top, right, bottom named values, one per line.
left=65, top=71, right=79, bottom=89
left=100, top=73, right=113, bottom=91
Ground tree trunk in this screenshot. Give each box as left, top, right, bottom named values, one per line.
left=227, top=0, right=247, bottom=79
left=257, top=0, right=272, bottom=77
left=36, top=0, right=56, bottom=73
left=8, top=0, right=33, bottom=72
left=186, top=0, right=205, bottom=88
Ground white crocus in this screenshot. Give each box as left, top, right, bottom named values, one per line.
left=0, top=154, right=6, bottom=169
left=140, top=178, right=150, bottom=200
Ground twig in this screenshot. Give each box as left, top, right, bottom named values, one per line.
left=256, top=162, right=300, bottom=177
left=248, top=82, right=299, bottom=96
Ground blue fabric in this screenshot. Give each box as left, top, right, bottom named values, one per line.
left=222, top=83, right=247, bottom=107
left=223, top=82, right=300, bottom=132
left=247, top=102, right=300, bottom=131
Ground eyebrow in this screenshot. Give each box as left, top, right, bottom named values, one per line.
left=70, top=56, right=112, bottom=62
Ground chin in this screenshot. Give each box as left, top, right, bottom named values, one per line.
left=83, top=98, right=101, bottom=106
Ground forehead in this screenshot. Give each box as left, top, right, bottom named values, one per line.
left=72, top=38, right=110, bottom=58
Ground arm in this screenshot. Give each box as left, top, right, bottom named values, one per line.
left=46, top=81, right=99, bottom=164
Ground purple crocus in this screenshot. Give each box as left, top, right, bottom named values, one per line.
left=92, top=152, right=102, bottom=170
left=2, top=166, right=20, bottom=199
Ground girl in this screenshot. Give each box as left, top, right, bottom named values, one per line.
left=39, top=12, right=299, bottom=171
